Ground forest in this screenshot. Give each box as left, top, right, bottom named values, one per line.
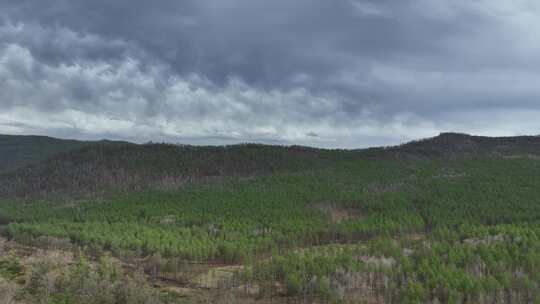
left=1, top=133, right=540, bottom=303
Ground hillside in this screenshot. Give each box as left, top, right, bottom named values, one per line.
left=0, top=134, right=92, bottom=173
left=2, top=132, right=540, bottom=198
left=0, top=141, right=348, bottom=198
left=362, top=132, right=540, bottom=159
left=2, top=133, right=540, bottom=303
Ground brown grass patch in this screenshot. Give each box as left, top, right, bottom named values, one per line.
left=315, top=204, right=363, bottom=223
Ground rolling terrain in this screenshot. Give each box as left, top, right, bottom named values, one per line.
left=0, top=134, right=90, bottom=173
left=1, top=133, right=540, bottom=303
left=0, top=141, right=348, bottom=198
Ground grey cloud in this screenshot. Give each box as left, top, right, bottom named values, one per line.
left=0, top=0, right=477, bottom=85
left=1, top=0, right=540, bottom=147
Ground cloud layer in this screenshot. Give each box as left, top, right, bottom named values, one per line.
left=1, top=0, right=540, bottom=147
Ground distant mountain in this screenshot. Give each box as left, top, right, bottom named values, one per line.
left=0, top=134, right=90, bottom=173
left=362, top=132, right=540, bottom=159
left=2, top=132, right=540, bottom=198
left=0, top=141, right=339, bottom=198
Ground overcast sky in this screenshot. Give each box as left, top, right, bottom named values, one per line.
left=1, top=0, right=540, bottom=148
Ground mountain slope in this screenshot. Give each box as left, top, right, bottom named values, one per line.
left=0, top=142, right=343, bottom=197
left=0, top=134, right=91, bottom=173
left=362, top=132, right=540, bottom=159
left=3, top=133, right=540, bottom=302
left=2, top=132, right=540, bottom=198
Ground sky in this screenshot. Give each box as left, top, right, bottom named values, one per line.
left=1, top=0, right=540, bottom=148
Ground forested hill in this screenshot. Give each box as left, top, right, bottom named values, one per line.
left=1, top=132, right=540, bottom=198
left=0, top=141, right=344, bottom=198
left=362, top=132, right=540, bottom=159
left=3, top=132, right=540, bottom=302
left=0, top=134, right=90, bottom=173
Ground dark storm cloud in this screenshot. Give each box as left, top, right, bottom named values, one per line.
left=1, top=0, right=540, bottom=147
left=0, top=0, right=487, bottom=85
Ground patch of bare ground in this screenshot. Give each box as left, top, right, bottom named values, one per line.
left=156, top=284, right=198, bottom=298
left=344, top=290, right=387, bottom=304
left=0, top=237, right=72, bottom=262
left=25, top=249, right=74, bottom=268
left=315, top=203, right=363, bottom=223
left=192, top=265, right=243, bottom=289
left=0, top=278, right=18, bottom=304
left=404, top=233, right=426, bottom=241
left=463, top=234, right=505, bottom=246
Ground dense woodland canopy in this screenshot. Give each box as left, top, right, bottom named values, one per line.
left=1, top=133, right=540, bottom=303
left=0, top=135, right=92, bottom=174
